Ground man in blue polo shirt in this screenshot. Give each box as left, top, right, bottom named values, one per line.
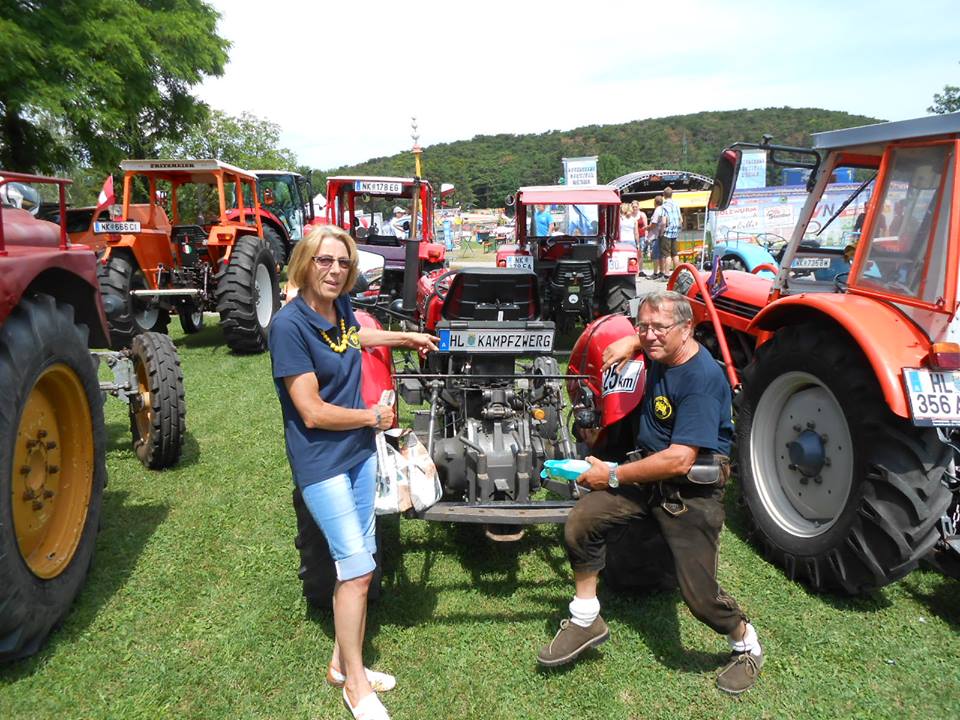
left=537, top=289, right=763, bottom=695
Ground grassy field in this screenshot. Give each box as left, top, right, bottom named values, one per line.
left=1, top=321, right=958, bottom=720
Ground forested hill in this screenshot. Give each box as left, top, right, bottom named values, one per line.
left=314, top=107, right=880, bottom=208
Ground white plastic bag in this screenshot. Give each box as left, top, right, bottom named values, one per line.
left=393, top=429, right=442, bottom=512
left=374, top=431, right=411, bottom=515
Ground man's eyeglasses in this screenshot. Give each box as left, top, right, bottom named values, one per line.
left=312, top=255, right=352, bottom=269
left=636, top=321, right=683, bottom=337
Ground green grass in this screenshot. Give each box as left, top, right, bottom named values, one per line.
left=2, top=323, right=958, bottom=720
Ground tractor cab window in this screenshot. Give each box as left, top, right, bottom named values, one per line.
left=175, top=183, right=221, bottom=227
left=854, top=144, right=954, bottom=305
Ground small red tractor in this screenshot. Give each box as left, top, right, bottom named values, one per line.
left=497, top=185, right=639, bottom=332
left=226, top=169, right=317, bottom=268
left=654, top=113, right=960, bottom=593
left=97, top=159, right=281, bottom=352
left=325, top=175, right=447, bottom=320
left=0, top=171, right=186, bottom=662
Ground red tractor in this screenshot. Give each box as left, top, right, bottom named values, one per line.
left=97, top=159, right=281, bottom=352
left=653, top=114, right=960, bottom=593
left=325, top=176, right=447, bottom=320
left=0, top=171, right=185, bottom=662
left=497, top=185, right=639, bottom=332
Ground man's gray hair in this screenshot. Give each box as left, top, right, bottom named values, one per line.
left=637, top=289, right=693, bottom=325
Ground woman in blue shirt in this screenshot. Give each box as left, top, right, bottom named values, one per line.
left=270, top=225, right=437, bottom=720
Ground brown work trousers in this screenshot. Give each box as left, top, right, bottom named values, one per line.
left=564, top=482, right=746, bottom=636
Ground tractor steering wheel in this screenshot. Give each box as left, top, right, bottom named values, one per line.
left=833, top=271, right=850, bottom=293
left=423, top=269, right=458, bottom=319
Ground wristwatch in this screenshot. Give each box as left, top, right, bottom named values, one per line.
left=608, top=465, right=619, bottom=489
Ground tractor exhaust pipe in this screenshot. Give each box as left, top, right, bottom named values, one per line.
left=402, top=177, right=422, bottom=313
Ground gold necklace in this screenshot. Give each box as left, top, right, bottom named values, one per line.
left=319, top=318, right=360, bottom=354
left=320, top=318, right=349, bottom=353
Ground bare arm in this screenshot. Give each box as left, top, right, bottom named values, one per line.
left=600, top=333, right=642, bottom=372
left=283, top=372, right=393, bottom=431
left=576, top=443, right=698, bottom=491
left=357, top=328, right=440, bottom=355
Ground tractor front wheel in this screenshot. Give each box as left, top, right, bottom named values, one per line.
left=215, top=236, right=280, bottom=354
left=737, top=323, right=952, bottom=594
left=602, top=276, right=637, bottom=316
left=0, top=294, right=106, bottom=661
left=97, top=251, right=170, bottom=349
left=128, top=332, right=186, bottom=469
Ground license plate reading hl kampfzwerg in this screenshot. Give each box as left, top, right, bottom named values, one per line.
left=903, top=368, right=960, bottom=426
left=438, top=328, right=554, bottom=353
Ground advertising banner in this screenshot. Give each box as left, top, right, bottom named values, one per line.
left=562, top=156, right=599, bottom=233
left=737, top=149, right=767, bottom=189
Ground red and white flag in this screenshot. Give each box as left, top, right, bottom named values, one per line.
left=95, top=175, right=115, bottom=213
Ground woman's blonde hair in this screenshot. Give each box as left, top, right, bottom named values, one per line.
left=286, top=224, right=359, bottom=296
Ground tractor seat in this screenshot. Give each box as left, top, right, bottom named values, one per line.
left=362, top=234, right=402, bottom=247
left=442, top=268, right=540, bottom=321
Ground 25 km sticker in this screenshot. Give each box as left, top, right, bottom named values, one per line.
left=601, top=360, right=644, bottom=397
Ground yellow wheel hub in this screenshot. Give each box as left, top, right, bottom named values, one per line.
left=12, top=363, right=94, bottom=579
left=132, top=355, right=152, bottom=448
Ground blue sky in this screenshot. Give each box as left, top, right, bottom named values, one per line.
left=200, top=0, right=959, bottom=170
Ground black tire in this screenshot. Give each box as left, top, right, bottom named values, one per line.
left=128, top=332, right=186, bottom=469
left=262, top=224, right=287, bottom=269
left=293, top=487, right=383, bottom=609
left=736, top=323, right=953, bottom=594
left=0, top=294, right=106, bottom=662
left=214, top=235, right=280, bottom=354
left=97, top=251, right=170, bottom=349
left=721, top=255, right=747, bottom=272
left=178, top=300, right=204, bottom=335
left=602, top=276, right=637, bottom=316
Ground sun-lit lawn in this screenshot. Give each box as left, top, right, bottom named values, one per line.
left=1, top=322, right=958, bottom=720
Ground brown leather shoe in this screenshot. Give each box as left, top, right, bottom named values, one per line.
left=716, top=651, right=764, bottom=694
left=537, top=616, right=609, bottom=667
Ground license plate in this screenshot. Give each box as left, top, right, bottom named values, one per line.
left=505, top=255, right=533, bottom=270
left=903, top=368, right=960, bottom=426
left=437, top=328, right=554, bottom=353
left=94, top=220, right=141, bottom=233
left=791, top=256, right=831, bottom=269
left=608, top=253, right=630, bottom=273
left=354, top=180, right=401, bottom=195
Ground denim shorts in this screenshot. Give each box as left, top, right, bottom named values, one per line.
left=301, top=453, right=378, bottom=581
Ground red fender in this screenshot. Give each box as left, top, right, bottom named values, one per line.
left=749, top=294, right=930, bottom=418
left=356, top=309, right=396, bottom=416
left=568, top=314, right=646, bottom=428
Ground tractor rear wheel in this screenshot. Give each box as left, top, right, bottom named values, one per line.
left=178, top=299, right=204, bottom=335
left=262, top=224, right=287, bottom=269
left=736, top=323, right=952, bottom=594
left=602, top=276, right=637, bottom=316
left=97, top=251, right=170, bottom=349
left=128, top=332, right=186, bottom=469
left=0, top=294, right=106, bottom=662
left=721, top=255, right=747, bottom=272
left=292, top=488, right=383, bottom=609
left=215, top=236, right=280, bottom=354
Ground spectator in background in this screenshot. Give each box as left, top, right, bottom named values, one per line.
left=649, top=195, right=666, bottom=279
left=534, top=204, right=553, bottom=237
left=632, top=200, right=649, bottom=276
left=661, top=187, right=683, bottom=276
left=619, top=203, right=637, bottom=247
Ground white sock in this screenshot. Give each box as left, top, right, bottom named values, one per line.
left=729, top=622, right=762, bottom=656
left=569, top=596, right=600, bottom=628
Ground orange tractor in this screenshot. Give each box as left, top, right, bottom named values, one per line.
left=97, top=159, right=281, bottom=352
left=660, top=113, right=960, bottom=592
left=0, top=171, right=185, bottom=662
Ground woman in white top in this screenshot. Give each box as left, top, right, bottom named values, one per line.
left=619, top=203, right=637, bottom=246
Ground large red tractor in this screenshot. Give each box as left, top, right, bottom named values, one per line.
left=658, top=114, right=960, bottom=593
left=0, top=171, right=185, bottom=662
left=496, top=185, right=639, bottom=331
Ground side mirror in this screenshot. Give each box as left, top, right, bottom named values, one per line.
left=503, top=194, right=516, bottom=219
left=352, top=249, right=385, bottom=294
left=708, top=148, right=742, bottom=211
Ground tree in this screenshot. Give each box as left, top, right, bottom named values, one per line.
left=0, top=0, right=229, bottom=173
left=157, top=110, right=299, bottom=170
left=928, top=62, right=960, bottom=115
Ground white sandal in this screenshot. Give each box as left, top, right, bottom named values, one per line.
left=327, top=665, right=397, bottom=692
left=342, top=688, right=390, bottom=720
